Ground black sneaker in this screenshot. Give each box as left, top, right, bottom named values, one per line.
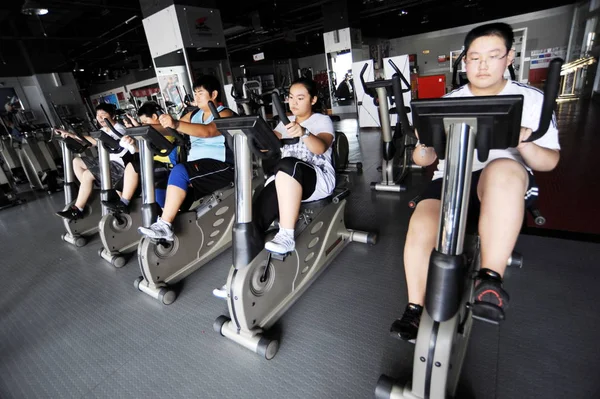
left=390, top=303, right=423, bottom=343
left=102, top=199, right=129, bottom=214
left=471, top=268, right=510, bottom=323
left=56, top=205, right=84, bottom=221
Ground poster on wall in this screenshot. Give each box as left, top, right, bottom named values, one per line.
left=158, top=74, right=184, bottom=108
left=530, top=47, right=566, bottom=69
left=101, top=93, right=119, bottom=108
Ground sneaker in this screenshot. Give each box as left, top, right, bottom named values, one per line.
left=390, top=303, right=423, bottom=343
left=102, top=199, right=129, bottom=214
left=138, top=219, right=174, bottom=241
left=56, top=205, right=84, bottom=221
left=212, top=284, right=227, bottom=299
left=264, top=231, right=295, bottom=254
left=473, top=268, right=510, bottom=309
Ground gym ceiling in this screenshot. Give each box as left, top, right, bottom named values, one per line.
left=0, top=0, right=576, bottom=87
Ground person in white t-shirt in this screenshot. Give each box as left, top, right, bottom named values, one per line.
left=391, top=22, right=561, bottom=342
left=55, top=103, right=132, bottom=221
left=260, top=78, right=336, bottom=255
left=212, top=77, right=337, bottom=299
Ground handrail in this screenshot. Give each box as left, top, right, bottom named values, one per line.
left=560, top=56, right=597, bottom=75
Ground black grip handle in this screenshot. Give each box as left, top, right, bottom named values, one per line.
left=524, top=58, right=563, bottom=142
left=208, top=101, right=220, bottom=119
left=272, top=92, right=289, bottom=125
left=360, top=63, right=371, bottom=97
left=391, top=73, right=414, bottom=136
left=271, top=93, right=300, bottom=146
left=387, top=59, right=412, bottom=94
left=104, top=118, right=124, bottom=138
left=155, top=110, right=186, bottom=145
left=452, top=50, right=466, bottom=89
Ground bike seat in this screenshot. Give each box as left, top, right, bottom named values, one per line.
left=300, top=195, right=333, bottom=210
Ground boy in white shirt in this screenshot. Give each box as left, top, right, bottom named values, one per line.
left=55, top=103, right=131, bottom=220
left=392, top=22, right=561, bottom=341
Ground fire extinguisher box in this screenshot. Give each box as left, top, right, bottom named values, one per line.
left=417, top=74, right=446, bottom=99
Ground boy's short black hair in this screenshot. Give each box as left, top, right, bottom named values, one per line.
left=464, top=22, right=514, bottom=53
left=138, top=101, right=161, bottom=118
left=192, top=75, right=222, bottom=102
left=95, top=102, right=117, bottom=117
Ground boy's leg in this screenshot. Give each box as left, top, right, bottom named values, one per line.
left=404, top=199, right=441, bottom=306
left=73, top=157, right=87, bottom=182
left=474, top=158, right=529, bottom=314
left=102, top=162, right=137, bottom=213
left=56, top=169, right=95, bottom=220
left=74, top=170, right=95, bottom=210
left=477, top=159, right=529, bottom=277
left=390, top=198, right=440, bottom=341
left=265, top=158, right=317, bottom=255
left=138, top=160, right=233, bottom=241
left=120, top=162, right=139, bottom=202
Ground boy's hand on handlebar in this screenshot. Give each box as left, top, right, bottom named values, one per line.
left=125, top=114, right=140, bottom=127
left=285, top=122, right=304, bottom=138
left=121, top=136, right=136, bottom=148
left=55, top=128, right=74, bottom=139
left=517, top=127, right=532, bottom=150
left=119, top=135, right=137, bottom=153
left=159, top=114, right=177, bottom=129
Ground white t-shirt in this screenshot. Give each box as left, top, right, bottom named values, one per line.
left=430, top=81, right=561, bottom=180
left=101, top=123, right=128, bottom=166
left=273, top=113, right=336, bottom=201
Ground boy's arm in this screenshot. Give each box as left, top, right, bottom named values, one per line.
left=517, top=127, right=560, bottom=171
left=158, top=109, right=233, bottom=138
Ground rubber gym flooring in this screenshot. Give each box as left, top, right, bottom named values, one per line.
left=1, top=105, right=599, bottom=399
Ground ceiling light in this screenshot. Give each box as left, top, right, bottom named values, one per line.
left=21, top=0, right=49, bottom=16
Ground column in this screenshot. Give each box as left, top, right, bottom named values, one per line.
left=140, top=0, right=231, bottom=112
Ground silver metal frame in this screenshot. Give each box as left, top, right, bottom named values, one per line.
left=379, top=120, right=478, bottom=399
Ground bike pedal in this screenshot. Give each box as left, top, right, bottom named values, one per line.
left=268, top=251, right=290, bottom=261
left=467, top=302, right=505, bottom=325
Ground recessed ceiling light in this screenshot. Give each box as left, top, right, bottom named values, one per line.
left=21, top=0, right=48, bottom=15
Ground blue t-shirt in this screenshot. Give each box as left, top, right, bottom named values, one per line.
left=188, top=105, right=233, bottom=164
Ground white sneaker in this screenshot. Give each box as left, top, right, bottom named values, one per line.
left=264, top=231, right=295, bottom=254
left=138, top=219, right=174, bottom=241
left=212, top=284, right=227, bottom=299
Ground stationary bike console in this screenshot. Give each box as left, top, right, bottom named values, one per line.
left=89, top=129, right=122, bottom=153
left=122, top=125, right=177, bottom=157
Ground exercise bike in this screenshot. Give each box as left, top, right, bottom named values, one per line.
left=360, top=60, right=423, bottom=193
left=91, top=119, right=145, bottom=268
left=375, top=58, right=563, bottom=399
left=211, top=93, right=377, bottom=359
left=131, top=111, right=258, bottom=305
left=55, top=130, right=103, bottom=247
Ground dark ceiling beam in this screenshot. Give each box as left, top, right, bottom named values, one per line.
left=0, top=36, right=107, bottom=41
left=44, top=0, right=139, bottom=12
left=227, top=20, right=324, bottom=53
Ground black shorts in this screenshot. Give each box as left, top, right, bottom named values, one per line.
left=273, top=157, right=317, bottom=200
left=131, top=154, right=172, bottom=190
left=420, top=167, right=538, bottom=223
left=81, top=156, right=125, bottom=190
left=183, top=159, right=234, bottom=201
